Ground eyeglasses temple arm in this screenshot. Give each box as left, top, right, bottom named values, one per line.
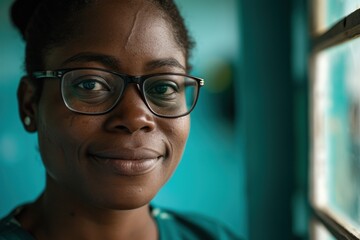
left=32, top=71, right=60, bottom=79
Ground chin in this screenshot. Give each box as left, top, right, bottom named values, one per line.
left=106, top=201, right=150, bottom=211
left=96, top=196, right=155, bottom=211
left=86, top=186, right=158, bottom=211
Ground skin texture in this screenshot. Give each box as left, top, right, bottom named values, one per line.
left=17, top=0, right=190, bottom=239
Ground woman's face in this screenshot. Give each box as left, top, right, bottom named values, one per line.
left=29, top=0, right=189, bottom=209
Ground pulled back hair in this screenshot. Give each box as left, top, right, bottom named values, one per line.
left=10, top=0, right=194, bottom=76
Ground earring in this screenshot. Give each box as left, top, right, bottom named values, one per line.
left=24, top=116, right=31, bottom=126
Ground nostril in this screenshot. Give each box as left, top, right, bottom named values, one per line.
left=113, top=124, right=152, bottom=134
left=104, top=110, right=156, bottom=134
left=115, top=125, right=132, bottom=134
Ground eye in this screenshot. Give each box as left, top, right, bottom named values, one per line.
left=75, top=76, right=111, bottom=91
left=147, top=81, right=178, bottom=97
left=79, top=80, right=100, bottom=90
left=151, top=84, right=176, bottom=95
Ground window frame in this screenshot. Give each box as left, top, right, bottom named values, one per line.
left=310, top=6, right=360, bottom=240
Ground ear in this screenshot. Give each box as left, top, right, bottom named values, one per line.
left=17, top=76, right=38, bottom=132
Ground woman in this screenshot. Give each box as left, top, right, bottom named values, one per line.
left=0, top=0, right=240, bottom=239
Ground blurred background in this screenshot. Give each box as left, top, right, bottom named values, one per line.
left=0, top=0, right=310, bottom=239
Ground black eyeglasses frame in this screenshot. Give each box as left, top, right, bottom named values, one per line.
left=32, top=67, right=205, bottom=118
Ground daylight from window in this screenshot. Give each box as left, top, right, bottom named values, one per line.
left=314, top=38, right=360, bottom=228
left=316, top=0, right=360, bottom=33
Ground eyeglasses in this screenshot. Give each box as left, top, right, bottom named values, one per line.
left=32, top=68, right=204, bottom=118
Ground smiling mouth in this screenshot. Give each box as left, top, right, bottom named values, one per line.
left=90, top=155, right=163, bottom=176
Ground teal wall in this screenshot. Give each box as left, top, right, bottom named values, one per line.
left=0, top=0, right=245, bottom=238
left=239, top=0, right=309, bottom=239
left=239, top=0, right=295, bottom=238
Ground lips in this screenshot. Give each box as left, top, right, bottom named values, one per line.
left=89, top=148, right=164, bottom=176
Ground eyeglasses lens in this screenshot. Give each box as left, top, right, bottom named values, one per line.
left=143, top=75, right=198, bottom=117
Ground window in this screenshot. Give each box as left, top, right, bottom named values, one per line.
left=312, top=0, right=360, bottom=35
left=311, top=1, right=360, bottom=239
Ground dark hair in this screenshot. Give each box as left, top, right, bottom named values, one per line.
left=10, top=0, right=194, bottom=76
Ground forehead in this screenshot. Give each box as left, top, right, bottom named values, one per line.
left=45, top=0, right=185, bottom=72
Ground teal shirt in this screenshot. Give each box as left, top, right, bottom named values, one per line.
left=0, top=206, right=241, bottom=240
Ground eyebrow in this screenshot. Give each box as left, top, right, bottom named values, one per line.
left=61, top=52, right=186, bottom=72
left=62, top=53, right=121, bottom=70
left=145, top=58, right=186, bottom=71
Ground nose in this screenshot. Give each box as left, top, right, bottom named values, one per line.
left=104, top=85, right=156, bottom=133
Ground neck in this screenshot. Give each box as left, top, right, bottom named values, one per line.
left=18, top=177, right=158, bottom=240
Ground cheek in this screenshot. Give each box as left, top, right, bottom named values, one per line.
left=166, top=116, right=190, bottom=162
left=37, top=113, right=79, bottom=181
left=177, top=117, right=190, bottom=145
left=37, top=113, right=104, bottom=194
left=35, top=83, right=97, bottom=182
